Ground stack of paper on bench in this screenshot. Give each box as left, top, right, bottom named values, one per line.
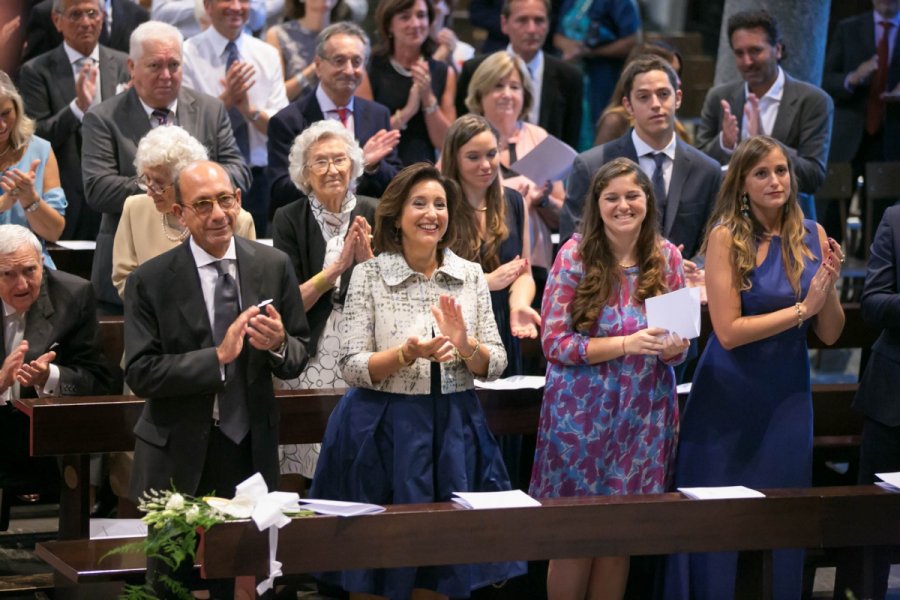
left=451, top=489, right=541, bottom=509
left=299, top=498, right=386, bottom=516
left=677, top=486, right=765, bottom=500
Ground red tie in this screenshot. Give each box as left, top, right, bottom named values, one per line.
left=336, top=107, right=349, bottom=127
left=867, top=21, right=894, bottom=134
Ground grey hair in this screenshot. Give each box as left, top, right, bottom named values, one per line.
left=53, top=0, right=101, bottom=13
left=0, top=71, right=35, bottom=151
left=130, top=21, right=183, bottom=62
left=133, top=125, right=209, bottom=181
left=288, top=120, right=364, bottom=195
left=0, top=225, right=42, bottom=257
left=316, top=22, right=371, bottom=61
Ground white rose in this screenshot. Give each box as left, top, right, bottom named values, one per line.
left=165, top=493, right=185, bottom=511
left=185, top=504, right=201, bottom=524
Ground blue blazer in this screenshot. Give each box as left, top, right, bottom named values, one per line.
left=559, top=130, right=721, bottom=258
left=855, top=206, right=900, bottom=425
left=266, top=94, right=402, bottom=217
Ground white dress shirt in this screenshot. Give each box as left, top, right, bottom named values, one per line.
left=720, top=66, right=786, bottom=154
left=316, top=85, right=357, bottom=132
left=2, top=301, right=60, bottom=403
left=633, top=129, right=677, bottom=195
left=182, top=27, right=289, bottom=167
left=508, top=46, right=543, bottom=126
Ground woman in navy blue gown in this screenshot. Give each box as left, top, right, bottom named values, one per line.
left=665, top=136, right=846, bottom=600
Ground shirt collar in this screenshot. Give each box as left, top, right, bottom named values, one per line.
left=189, top=237, right=237, bottom=269
left=378, top=249, right=467, bottom=286
left=62, top=41, right=100, bottom=65
left=2, top=300, right=18, bottom=319
left=631, top=128, right=677, bottom=161
left=316, top=84, right=355, bottom=114
left=207, top=26, right=245, bottom=58
left=138, top=96, right=178, bottom=120
left=507, top=45, right=543, bottom=76
left=875, top=11, right=900, bottom=28
left=744, top=65, right=785, bottom=102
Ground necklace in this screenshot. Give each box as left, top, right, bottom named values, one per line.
left=474, top=205, right=488, bottom=212
left=389, top=56, right=420, bottom=77
left=161, top=212, right=188, bottom=242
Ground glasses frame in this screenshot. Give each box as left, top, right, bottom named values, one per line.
left=180, top=192, right=239, bottom=217
left=320, top=54, right=366, bottom=70
left=137, top=174, right=174, bottom=196
left=306, top=155, right=351, bottom=175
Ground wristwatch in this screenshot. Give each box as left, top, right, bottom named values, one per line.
left=249, top=110, right=262, bottom=122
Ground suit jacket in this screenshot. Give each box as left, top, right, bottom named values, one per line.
left=82, top=86, right=251, bottom=308
left=21, top=0, right=149, bottom=64
left=5, top=269, right=113, bottom=399
left=455, top=51, right=583, bottom=149
left=854, top=206, right=900, bottom=425
left=559, top=131, right=722, bottom=258
left=18, top=44, right=130, bottom=240
left=695, top=72, right=834, bottom=194
left=271, top=194, right=377, bottom=353
left=124, top=237, right=310, bottom=499
left=823, top=11, right=900, bottom=162
left=266, top=93, right=401, bottom=218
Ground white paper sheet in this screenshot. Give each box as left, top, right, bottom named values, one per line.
left=474, top=375, right=545, bottom=390
left=876, top=472, right=900, bottom=490
left=53, top=240, right=96, bottom=250
left=508, top=135, right=577, bottom=183
left=645, top=287, right=702, bottom=339
left=451, top=489, right=541, bottom=509
left=299, top=498, right=386, bottom=516
left=676, top=382, right=692, bottom=395
left=90, top=518, right=147, bottom=539
left=677, top=486, right=765, bottom=500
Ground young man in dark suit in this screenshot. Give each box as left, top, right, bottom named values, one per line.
left=18, top=0, right=131, bottom=240
left=456, top=0, right=583, bottom=149
left=560, top=55, right=720, bottom=261
left=266, top=22, right=401, bottom=217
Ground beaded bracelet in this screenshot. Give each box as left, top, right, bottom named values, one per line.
left=794, top=302, right=804, bottom=329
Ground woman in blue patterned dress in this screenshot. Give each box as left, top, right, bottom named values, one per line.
left=530, top=157, right=689, bottom=599
left=664, top=137, right=845, bottom=600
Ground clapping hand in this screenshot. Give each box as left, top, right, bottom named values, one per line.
left=510, top=305, right=541, bottom=339
left=247, top=303, right=287, bottom=352
left=220, top=61, right=256, bottom=110
left=349, top=217, right=374, bottom=262
left=0, top=340, right=27, bottom=393
left=402, top=334, right=455, bottom=363
left=16, top=350, right=55, bottom=389
left=74, top=60, right=98, bottom=112
left=431, top=294, right=468, bottom=348
left=720, top=99, right=739, bottom=150
left=411, top=59, right=437, bottom=106
left=1, top=159, right=41, bottom=208
left=362, top=129, right=401, bottom=169
left=485, top=255, right=528, bottom=291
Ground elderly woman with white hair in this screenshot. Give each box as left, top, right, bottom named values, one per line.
left=272, top=119, right=376, bottom=486
left=0, top=70, right=66, bottom=267
left=111, top=125, right=256, bottom=299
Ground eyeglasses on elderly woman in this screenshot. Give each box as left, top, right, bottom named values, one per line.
left=306, top=155, right=351, bottom=175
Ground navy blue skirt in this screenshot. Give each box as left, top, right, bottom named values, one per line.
left=310, top=386, right=526, bottom=599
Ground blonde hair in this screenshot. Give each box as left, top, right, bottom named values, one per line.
left=465, top=51, right=534, bottom=120
left=702, top=135, right=814, bottom=296
left=0, top=71, right=34, bottom=151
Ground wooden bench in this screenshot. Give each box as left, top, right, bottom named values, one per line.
left=34, top=485, right=900, bottom=600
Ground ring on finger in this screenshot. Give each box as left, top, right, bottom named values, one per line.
left=10, top=188, right=18, bottom=196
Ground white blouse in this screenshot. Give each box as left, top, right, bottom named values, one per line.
left=339, top=250, right=507, bottom=394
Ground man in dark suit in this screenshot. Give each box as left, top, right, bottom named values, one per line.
left=560, top=55, right=721, bottom=259
left=21, top=0, right=148, bottom=64
left=266, top=22, right=401, bottom=217
left=0, top=224, right=111, bottom=483
left=825, top=1, right=900, bottom=164
left=125, top=160, right=308, bottom=500
left=455, top=0, right=583, bottom=149
left=18, top=0, right=130, bottom=241
left=82, top=20, right=251, bottom=312
left=695, top=9, right=833, bottom=219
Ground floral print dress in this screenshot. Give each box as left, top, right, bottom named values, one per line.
left=529, top=235, right=686, bottom=498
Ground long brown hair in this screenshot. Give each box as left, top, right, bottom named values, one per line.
left=440, top=114, right=509, bottom=272
left=373, top=0, right=438, bottom=56
left=701, top=135, right=813, bottom=296
left=571, top=158, right=668, bottom=333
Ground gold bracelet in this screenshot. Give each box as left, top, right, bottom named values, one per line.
left=311, top=271, right=334, bottom=294
left=794, top=302, right=804, bottom=329
left=455, top=338, right=480, bottom=362
left=397, top=344, right=414, bottom=366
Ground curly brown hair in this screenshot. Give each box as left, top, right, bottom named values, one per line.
left=440, top=114, right=509, bottom=272
left=571, top=158, right=669, bottom=333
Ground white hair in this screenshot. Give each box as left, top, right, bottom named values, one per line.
left=129, top=21, right=183, bottom=62
left=0, top=225, right=42, bottom=257
left=134, top=125, right=209, bottom=180
left=288, top=120, right=365, bottom=195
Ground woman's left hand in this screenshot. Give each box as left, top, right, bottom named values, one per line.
left=431, top=294, right=468, bottom=348
left=517, top=180, right=552, bottom=208
left=411, top=59, right=436, bottom=106
left=351, top=217, right=374, bottom=262
left=0, top=159, right=40, bottom=207
left=659, top=332, right=690, bottom=361
left=824, top=237, right=843, bottom=284
left=510, top=305, right=541, bottom=338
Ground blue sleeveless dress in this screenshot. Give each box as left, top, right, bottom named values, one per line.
left=664, top=220, right=822, bottom=600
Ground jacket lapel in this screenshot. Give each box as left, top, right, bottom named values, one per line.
left=172, top=242, right=215, bottom=348
left=23, top=278, right=55, bottom=362
left=98, top=46, right=119, bottom=101
left=235, top=238, right=265, bottom=380
left=51, top=46, right=77, bottom=104
left=769, top=75, right=797, bottom=141
left=665, top=142, right=691, bottom=236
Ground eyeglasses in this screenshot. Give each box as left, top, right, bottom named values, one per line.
left=137, top=174, right=173, bottom=195
left=181, top=193, right=238, bottom=216
left=321, top=54, right=365, bottom=69
left=57, top=8, right=102, bottom=22
left=306, top=155, right=350, bottom=175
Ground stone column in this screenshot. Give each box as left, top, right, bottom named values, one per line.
left=713, top=0, right=832, bottom=86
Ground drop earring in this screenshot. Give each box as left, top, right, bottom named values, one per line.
left=740, top=193, right=750, bottom=218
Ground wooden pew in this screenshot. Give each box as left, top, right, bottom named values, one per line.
left=15, top=388, right=543, bottom=540
left=34, top=485, right=900, bottom=600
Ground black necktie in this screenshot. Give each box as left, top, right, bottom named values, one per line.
left=224, top=41, right=251, bottom=162
left=213, top=260, right=249, bottom=443
left=651, top=153, right=668, bottom=223
left=151, top=108, right=169, bottom=128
